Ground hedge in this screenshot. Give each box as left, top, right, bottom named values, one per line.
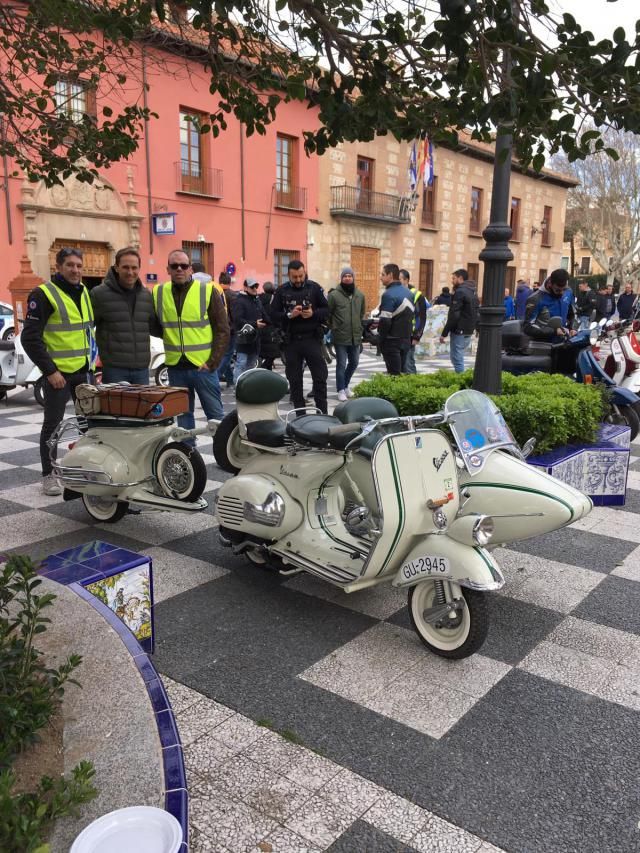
left=353, top=370, right=608, bottom=455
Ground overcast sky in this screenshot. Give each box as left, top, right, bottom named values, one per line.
left=549, top=0, right=638, bottom=40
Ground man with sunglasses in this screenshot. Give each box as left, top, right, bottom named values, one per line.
left=153, top=250, right=229, bottom=438
left=21, top=247, right=95, bottom=496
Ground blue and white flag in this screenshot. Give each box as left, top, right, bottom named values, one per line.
left=408, top=141, right=418, bottom=193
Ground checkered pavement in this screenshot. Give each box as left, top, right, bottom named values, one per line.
left=1, top=350, right=639, bottom=853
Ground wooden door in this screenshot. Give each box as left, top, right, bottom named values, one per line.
left=49, top=240, right=110, bottom=279
left=505, top=266, right=516, bottom=293
left=418, top=259, right=434, bottom=300
left=356, top=156, right=374, bottom=212
left=351, top=246, right=380, bottom=311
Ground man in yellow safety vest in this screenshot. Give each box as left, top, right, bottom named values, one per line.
left=153, top=250, right=230, bottom=439
left=21, top=247, right=95, bottom=496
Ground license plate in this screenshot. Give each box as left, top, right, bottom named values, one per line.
left=398, top=555, right=450, bottom=584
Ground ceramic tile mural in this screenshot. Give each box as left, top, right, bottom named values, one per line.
left=87, top=562, right=152, bottom=642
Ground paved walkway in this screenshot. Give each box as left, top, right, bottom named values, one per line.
left=1, top=351, right=639, bottom=852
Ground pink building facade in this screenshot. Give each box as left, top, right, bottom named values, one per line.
left=0, top=39, right=321, bottom=301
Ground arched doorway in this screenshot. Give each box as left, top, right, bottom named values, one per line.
left=49, top=239, right=111, bottom=290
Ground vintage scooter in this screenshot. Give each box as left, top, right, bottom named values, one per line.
left=0, top=333, right=44, bottom=405
left=50, top=387, right=218, bottom=523
left=212, top=369, right=591, bottom=659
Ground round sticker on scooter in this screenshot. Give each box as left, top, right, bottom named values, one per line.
left=469, top=455, right=482, bottom=467
left=465, top=428, right=485, bottom=449
left=151, top=403, right=164, bottom=417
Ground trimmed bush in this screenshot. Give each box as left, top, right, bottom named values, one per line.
left=353, top=370, right=607, bottom=455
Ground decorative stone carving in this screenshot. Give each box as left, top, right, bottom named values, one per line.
left=50, top=185, right=70, bottom=208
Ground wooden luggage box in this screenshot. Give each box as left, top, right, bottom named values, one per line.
left=90, top=385, right=189, bottom=420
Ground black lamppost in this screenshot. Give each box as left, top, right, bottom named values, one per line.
left=472, top=130, right=514, bottom=395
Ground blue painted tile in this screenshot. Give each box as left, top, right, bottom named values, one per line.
left=146, top=677, right=170, bottom=715
left=162, top=744, right=187, bottom=792
left=134, top=653, right=160, bottom=684
left=157, top=709, right=181, bottom=749
left=44, top=564, right=106, bottom=586
left=38, top=555, right=75, bottom=576
left=165, top=789, right=188, bottom=846
left=52, top=540, right=118, bottom=564
left=79, top=548, right=149, bottom=575
left=69, top=583, right=95, bottom=602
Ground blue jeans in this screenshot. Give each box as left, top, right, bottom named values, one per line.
left=167, top=366, right=224, bottom=441
left=403, top=345, right=417, bottom=374
left=101, top=366, right=150, bottom=385
left=578, top=315, right=591, bottom=332
left=233, top=350, right=258, bottom=384
left=217, top=336, right=236, bottom=385
left=334, top=344, right=360, bottom=392
left=449, top=333, right=471, bottom=373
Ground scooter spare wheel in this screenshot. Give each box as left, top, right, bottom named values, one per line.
left=155, top=441, right=207, bottom=501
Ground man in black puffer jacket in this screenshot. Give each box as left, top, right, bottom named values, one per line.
left=231, top=277, right=266, bottom=383
left=91, top=247, right=161, bottom=383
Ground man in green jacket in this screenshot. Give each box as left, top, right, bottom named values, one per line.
left=327, top=267, right=366, bottom=401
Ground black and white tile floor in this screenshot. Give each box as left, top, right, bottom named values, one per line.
left=2, top=350, right=640, bottom=853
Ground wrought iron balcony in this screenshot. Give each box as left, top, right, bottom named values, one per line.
left=176, top=161, right=223, bottom=198
left=330, top=185, right=411, bottom=224
left=274, top=183, right=307, bottom=211
left=420, top=209, right=442, bottom=230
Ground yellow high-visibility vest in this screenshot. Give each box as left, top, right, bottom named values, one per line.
left=153, top=280, right=214, bottom=367
left=39, top=281, right=94, bottom=373
left=410, top=287, right=422, bottom=332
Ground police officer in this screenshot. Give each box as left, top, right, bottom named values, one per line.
left=271, top=260, right=329, bottom=413
left=153, top=250, right=229, bottom=438
left=21, top=247, right=95, bottom=496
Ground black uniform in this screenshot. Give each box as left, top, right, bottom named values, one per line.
left=270, top=279, right=329, bottom=412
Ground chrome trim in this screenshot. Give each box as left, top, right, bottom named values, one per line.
left=243, top=491, right=286, bottom=527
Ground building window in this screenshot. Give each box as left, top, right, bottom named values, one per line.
left=541, top=206, right=553, bottom=246
left=182, top=241, right=214, bottom=273
left=505, top=266, right=516, bottom=293
left=54, top=78, right=96, bottom=122
left=418, top=259, right=434, bottom=300
left=356, top=156, right=375, bottom=212
left=469, top=188, right=483, bottom=234
left=180, top=110, right=209, bottom=194
left=538, top=268, right=548, bottom=285
left=467, top=262, right=480, bottom=282
left=579, top=257, right=591, bottom=275
left=273, top=249, right=300, bottom=287
left=275, top=134, right=306, bottom=210
left=510, top=197, right=522, bottom=241
left=421, top=178, right=439, bottom=228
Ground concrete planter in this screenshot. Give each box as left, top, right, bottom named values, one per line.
left=528, top=423, right=631, bottom=506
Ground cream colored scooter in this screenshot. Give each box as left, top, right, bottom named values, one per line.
left=213, top=370, right=592, bottom=658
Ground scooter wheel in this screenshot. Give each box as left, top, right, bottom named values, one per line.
left=154, top=364, right=169, bottom=387
left=156, top=441, right=207, bottom=501
left=34, top=377, right=45, bottom=407
left=408, top=581, right=488, bottom=659
left=213, top=410, right=259, bottom=474
left=605, top=404, right=640, bottom=441
left=82, top=494, right=129, bottom=523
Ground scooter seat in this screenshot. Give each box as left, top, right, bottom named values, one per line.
left=286, top=414, right=343, bottom=448
left=502, top=353, right=552, bottom=371
left=245, top=419, right=287, bottom=447
left=0, top=340, right=15, bottom=351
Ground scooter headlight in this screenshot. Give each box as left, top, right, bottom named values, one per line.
left=472, top=515, right=494, bottom=546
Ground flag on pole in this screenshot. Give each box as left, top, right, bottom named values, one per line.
left=424, top=137, right=434, bottom=187
left=416, top=138, right=426, bottom=187
left=408, top=141, right=417, bottom=192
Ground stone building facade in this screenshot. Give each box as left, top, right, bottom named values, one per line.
left=308, top=134, right=577, bottom=309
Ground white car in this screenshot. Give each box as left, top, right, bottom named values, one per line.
left=0, top=301, right=15, bottom=340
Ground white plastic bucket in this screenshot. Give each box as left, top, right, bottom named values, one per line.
left=70, top=806, right=183, bottom=853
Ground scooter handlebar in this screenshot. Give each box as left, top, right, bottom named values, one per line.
left=328, top=422, right=364, bottom=436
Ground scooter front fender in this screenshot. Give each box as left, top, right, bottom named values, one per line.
left=612, top=386, right=640, bottom=406
left=392, top=535, right=504, bottom=592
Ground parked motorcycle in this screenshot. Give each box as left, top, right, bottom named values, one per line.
left=50, top=386, right=218, bottom=523
left=502, top=319, right=640, bottom=439
left=0, top=333, right=44, bottom=405
left=597, top=315, right=640, bottom=400
left=212, top=368, right=591, bottom=658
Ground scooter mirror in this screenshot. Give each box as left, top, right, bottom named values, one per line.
left=589, top=321, right=597, bottom=331
left=589, top=330, right=599, bottom=346
left=521, top=437, right=536, bottom=459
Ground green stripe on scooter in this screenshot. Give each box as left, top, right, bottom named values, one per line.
left=377, top=441, right=405, bottom=575
left=462, top=482, right=575, bottom=521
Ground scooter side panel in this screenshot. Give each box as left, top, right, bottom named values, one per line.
left=458, top=451, right=592, bottom=544
left=363, top=431, right=460, bottom=579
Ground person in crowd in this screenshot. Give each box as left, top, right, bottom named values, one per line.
left=575, top=280, right=597, bottom=331
left=523, top=268, right=575, bottom=341
left=399, top=268, right=429, bottom=374
left=231, top=277, right=266, bottom=382
left=153, top=250, right=229, bottom=439
left=439, top=269, right=479, bottom=373
left=617, top=281, right=637, bottom=321
left=504, top=287, right=516, bottom=320
left=433, top=286, right=452, bottom=306
left=532, top=281, right=540, bottom=291
left=216, top=271, right=237, bottom=388
left=91, top=247, right=160, bottom=385
left=22, top=247, right=95, bottom=495
left=327, top=266, right=365, bottom=401
left=191, top=261, right=212, bottom=285
left=258, top=281, right=281, bottom=370
left=514, top=279, right=532, bottom=320
left=270, top=260, right=329, bottom=413
left=595, top=282, right=615, bottom=322
left=378, top=263, right=414, bottom=375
